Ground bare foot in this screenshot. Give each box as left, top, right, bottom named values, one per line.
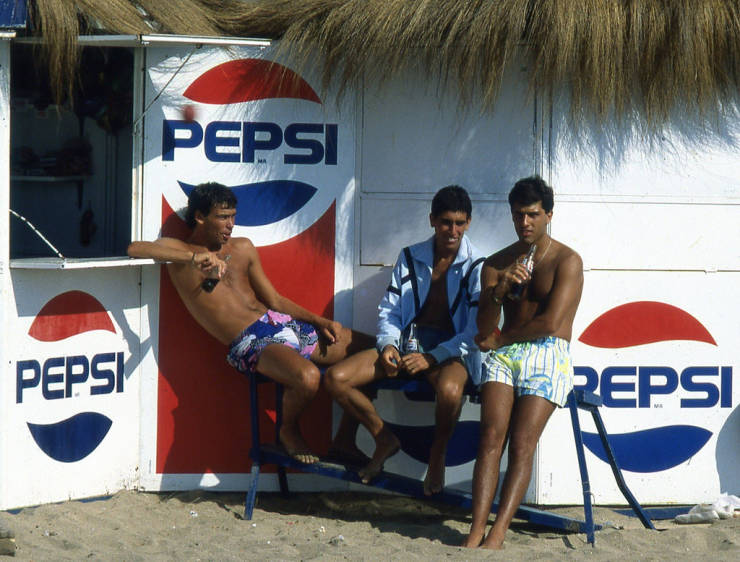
left=480, top=528, right=505, bottom=550
left=460, top=531, right=483, bottom=548
left=279, top=427, right=319, bottom=464
left=358, top=429, right=400, bottom=484
left=326, top=444, right=371, bottom=467
left=423, top=449, right=446, bottom=496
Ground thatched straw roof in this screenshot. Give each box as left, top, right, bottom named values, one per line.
left=18, top=1, right=740, bottom=137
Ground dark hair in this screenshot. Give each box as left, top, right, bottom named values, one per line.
left=185, top=182, right=237, bottom=228
left=508, top=175, right=554, bottom=213
left=431, top=185, right=472, bottom=218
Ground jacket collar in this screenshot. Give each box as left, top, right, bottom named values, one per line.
left=411, top=234, right=472, bottom=267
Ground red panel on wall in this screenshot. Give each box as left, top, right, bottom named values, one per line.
left=156, top=198, right=336, bottom=473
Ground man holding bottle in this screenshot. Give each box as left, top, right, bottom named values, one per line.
left=462, top=175, right=584, bottom=549
left=127, top=182, right=372, bottom=464
left=325, top=186, right=484, bottom=492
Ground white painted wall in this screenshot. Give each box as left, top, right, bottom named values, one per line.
left=539, top=107, right=740, bottom=503
left=354, top=64, right=536, bottom=334
left=2, top=268, right=142, bottom=509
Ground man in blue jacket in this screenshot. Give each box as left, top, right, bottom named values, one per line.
left=325, top=186, right=484, bottom=493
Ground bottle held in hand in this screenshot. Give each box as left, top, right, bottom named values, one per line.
left=404, top=322, right=419, bottom=354
left=201, top=255, right=230, bottom=293
left=508, top=244, right=537, bottom=301
left=201, top=273, right=219, bottom=293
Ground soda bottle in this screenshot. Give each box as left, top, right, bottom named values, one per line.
left=404, top=322, right=419, bottom=354
left=508, top=244, right=537, bottom=300
left=201, top=274, right=219, bottom=293
left=201, top=255, right=230, bottom=293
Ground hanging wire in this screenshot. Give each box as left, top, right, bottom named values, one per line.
left=131, top=43, right=201, bottom=133
left=9, top=209, right=65, bottom=259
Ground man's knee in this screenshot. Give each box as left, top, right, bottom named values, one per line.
left=435, top=376, right=466, bottom=406
left=477, top=433, right=505, bottom=460
left=324, top=364, right=349, bottom=395
left=294, top=362, right=321, bottom=394
left=432, top=363, right=468, bottom=403
left=507, top=431, right=538, bottom=464
left=477, top=419, right=508, bottom=456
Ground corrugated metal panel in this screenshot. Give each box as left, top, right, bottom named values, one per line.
left=0, top=0, right=27, bottom=30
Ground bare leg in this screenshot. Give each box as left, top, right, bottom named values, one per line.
left=481, top=395, right=556, bottom=550
left=311, top=327, right=374, bottom=366
left=255, top=344, right=322, bottom=464
left=462, top=382, right=514, bottom=548
left=315, top=328, right=374, bottom=465
left=327, top=412, right=370, bottom=466
left=423, top=360, right=468, bottom=495
left=324, top=348, right=400, bottom=483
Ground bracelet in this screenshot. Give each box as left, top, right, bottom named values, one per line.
left=190, top=252, right=196, bottom=266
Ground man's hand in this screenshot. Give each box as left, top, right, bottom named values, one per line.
left=318, top=319, right=343, bottom=344
left=475, top=330, right=502, bottom=352
left=399, top=352, right=436, bottom=375
left=500, top=254, right=532, bottom=293
left=380, top=345, right=402, bottom=377
left=192, top=251, right=228, bottom=278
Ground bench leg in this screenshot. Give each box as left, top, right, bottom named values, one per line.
left=245, top=374, right=263, bottom=519
left=589, top=409, right=655, bottom=530
left=244, top=462, right=261, bottom=520
left=568, top=392, right=596, bottom=546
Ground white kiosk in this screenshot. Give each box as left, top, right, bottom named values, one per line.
left=0, top=28, right=737, bottom=510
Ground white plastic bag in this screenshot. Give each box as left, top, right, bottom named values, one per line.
left=674, top=493, right=740, bottom=524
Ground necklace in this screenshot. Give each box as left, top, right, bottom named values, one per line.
left=534, top=237, right=552, bottom=269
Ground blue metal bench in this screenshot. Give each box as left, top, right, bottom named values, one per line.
left=244, top=375, right=654, bottom=545
left=567, top=389, right=656, bottom=540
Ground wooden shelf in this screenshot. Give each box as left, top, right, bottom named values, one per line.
left=10, top=257, right=156, bottom=270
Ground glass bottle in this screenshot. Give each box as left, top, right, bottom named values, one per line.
left=508, top=244, right=537, bottom=300
left=404, top=322, right=419, bottom=353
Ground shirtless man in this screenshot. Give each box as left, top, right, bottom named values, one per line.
left=462, top=176, right=583, bottom=549
left=325, top=186, right=484, bottom=491
left=127, top=182, right=371, bottom=464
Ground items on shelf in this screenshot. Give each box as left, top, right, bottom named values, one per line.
left=11, top=137, right=92, bottom=177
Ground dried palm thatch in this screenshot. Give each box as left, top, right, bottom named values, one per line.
left=20, top=0, right=740, bottom=137
left=27, top=0, right=225, bottom=103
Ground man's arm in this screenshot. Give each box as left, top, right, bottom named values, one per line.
left=127, top=239, right=226, bottom=275
left=475, top=260, right=505, bottom=346
left=495, top=252, right=583, bottom=347
left=375, top=251, right=407, bottom=376
left=242, top=239, right=342, bottom=342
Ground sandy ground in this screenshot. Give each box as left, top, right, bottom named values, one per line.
left=1, top=490, right=737, bottom=560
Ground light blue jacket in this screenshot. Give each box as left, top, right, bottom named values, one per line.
left=376, top=234, right=485, bottom=383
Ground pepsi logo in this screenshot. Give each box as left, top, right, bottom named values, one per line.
left=16, top=291, right=128, bottom=463
left=580, top=424, right=712, bottom=473
left=579, top=301, right=716, bottom=348
left=28, top=290, right=116, bottom=342
left=386, top=420, right=480, bottom=467
left=371, top=388, right=480, bottom=469
left=27, top=412, right=113, bottom=464
left=575, top=300, right=732, bottom=473
left=151, top=51, right=346, bottom=246
left=182, top=58, right=321, bottom=104
left=178, top=180, right=316, bottom=226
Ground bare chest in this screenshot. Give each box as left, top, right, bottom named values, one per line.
left=528, top=267, right=555, bottom=302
